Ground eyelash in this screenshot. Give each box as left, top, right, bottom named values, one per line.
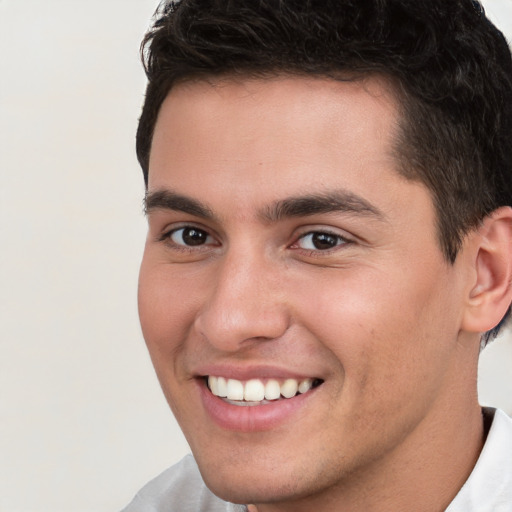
left=159, top=225, right=352, bottom=255
left=292, top=230, right=351, bottom=254
left=159, top=226, right=217, bottom=252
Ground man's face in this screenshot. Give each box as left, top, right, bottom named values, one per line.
left=139, top=77, right=471, bottom=506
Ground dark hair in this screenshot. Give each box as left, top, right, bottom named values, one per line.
left=137, top=0, right=512, bottom=339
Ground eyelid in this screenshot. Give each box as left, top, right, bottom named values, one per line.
left=290, top=226, right=354, bottom=253
left=158, top=223, right=219, bottom=248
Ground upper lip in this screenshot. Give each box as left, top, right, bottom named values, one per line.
left=194, top=363, right=321, bottom=382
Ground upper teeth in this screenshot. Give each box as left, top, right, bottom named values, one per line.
left=208, top=376, right=314, bottom=402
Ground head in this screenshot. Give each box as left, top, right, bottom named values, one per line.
left=137, top=0, right=512, bottom=338
left=136, top=0, right=512, bottom=509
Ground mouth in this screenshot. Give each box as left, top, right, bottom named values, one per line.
left=205, top=375, right=324, bottom=406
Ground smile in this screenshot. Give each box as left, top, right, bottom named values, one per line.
left=207, top=376, right=323, bottom=405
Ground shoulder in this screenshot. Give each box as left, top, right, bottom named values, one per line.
left=121, top=454, right=246, bottom=512
left=447, top=408, right=512, bottom=512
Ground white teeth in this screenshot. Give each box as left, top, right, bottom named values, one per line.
left=264, top=379, right=281, bottom=400
left=298, top=378, right=313, bottom=394
left=226, top=379, right=244, bottom=400
left=280, top=378, right=298, bottom=398
left=208, top=376, right=218, bottom=395
left=244, top=379, right=265, bottom=401
left=208, top=376, right=318, bottom=402
left=217, top=376, right=228, bottom=397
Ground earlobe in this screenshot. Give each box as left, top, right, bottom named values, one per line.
left=462, top=207, right=512, bottom=333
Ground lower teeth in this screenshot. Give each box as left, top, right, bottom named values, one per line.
left=223, top=398, right=274, bottom=406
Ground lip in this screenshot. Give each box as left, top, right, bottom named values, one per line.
left=194, top=363, right=317, bottom=382
left=197, top=377, right=319, bottom=432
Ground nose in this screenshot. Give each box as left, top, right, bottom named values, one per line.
left=194, top=250, right=289, bottom=351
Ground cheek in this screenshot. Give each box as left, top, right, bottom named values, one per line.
left=138, top=258, right=198, bottom=364
left=288, top=264, right=457, bottom=395
left=138, top=259, right=204, bottom=421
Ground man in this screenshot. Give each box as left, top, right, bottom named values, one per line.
left=123, top=0, right=512, bottom=510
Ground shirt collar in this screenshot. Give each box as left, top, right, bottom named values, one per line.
left=447, top=408, right=512, bottom=512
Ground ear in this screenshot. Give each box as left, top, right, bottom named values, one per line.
left=462, top=207, right=512, bottom=333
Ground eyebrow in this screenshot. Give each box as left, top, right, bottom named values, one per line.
left=144, top=188, right=384, bottom=222
left=144, top=190, right=215, bottom=219
left=262, top=190, right=384, bottom=222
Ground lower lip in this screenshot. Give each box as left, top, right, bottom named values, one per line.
left=198, top=380, right=316, bottom=432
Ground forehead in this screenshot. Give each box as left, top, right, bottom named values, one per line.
left=148, top=75, right=413, bottom=219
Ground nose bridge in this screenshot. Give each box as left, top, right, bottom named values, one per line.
left=195, top=243, right=288, bottom=349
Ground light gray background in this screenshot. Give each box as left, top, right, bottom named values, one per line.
left=0, top=1, right=511, bottom=511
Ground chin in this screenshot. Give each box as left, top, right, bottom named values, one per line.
left=203, top=475, right=297, bottom=507
left=196, top=451, right=330, bottom=507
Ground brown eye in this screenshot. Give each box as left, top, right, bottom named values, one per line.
left=297, top=231, right=346, bottom=250
left=170, top=227, right=212, bottom=246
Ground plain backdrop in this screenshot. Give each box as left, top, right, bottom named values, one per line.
left=0, top=0, right=511, bottom=511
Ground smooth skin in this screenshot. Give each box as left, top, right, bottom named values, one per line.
left=138, top=76, right=512, bottom=511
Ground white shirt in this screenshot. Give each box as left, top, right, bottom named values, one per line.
left=122, top=408, right=512, bottom=511
left=447, top=408, right=512, bottom=511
